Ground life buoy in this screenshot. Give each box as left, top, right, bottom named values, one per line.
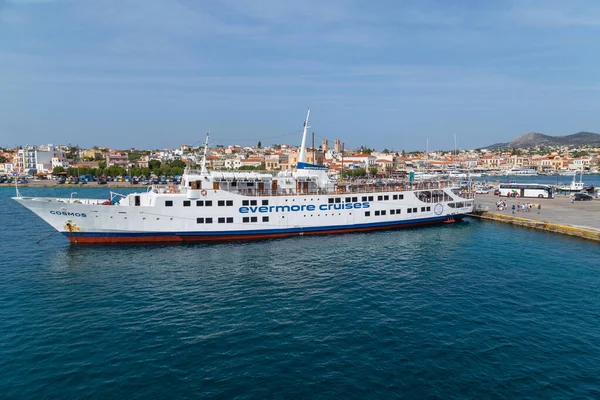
left=169, top=187, right=177, bottom=194
left=200, top=189, right=207, bottom=196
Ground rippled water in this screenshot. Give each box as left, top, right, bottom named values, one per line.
left=1, top=187, right=600, bottom=398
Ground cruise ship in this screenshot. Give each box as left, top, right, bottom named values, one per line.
left=13, top=110, right=475, bottom=245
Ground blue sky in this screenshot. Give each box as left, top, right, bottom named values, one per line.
left=1, top=0, right=599, bottom=151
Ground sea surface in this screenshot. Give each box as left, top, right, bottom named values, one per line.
left=1, top=187, right=600, bottom=399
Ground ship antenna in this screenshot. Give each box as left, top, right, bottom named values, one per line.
left=201, top=131, right=210, bottom=175
left=298, top=108, right=310, bottom=164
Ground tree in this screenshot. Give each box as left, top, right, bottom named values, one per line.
left=67, top=146, right=79, bottom=161
left=149, top=160, right=161, bottom=171
left=370, top=167, right=378, bottom=176
left=341, top=168, right=366, bottom=178
left=52, top=166, right=65, bottom=174
left=382, top=148, right=390, bottom=154
left=167, top=160, right=186, bottom=169
left=359, top=146, right=373, bottom=155
left=0, top=155, right=8, bottom=163
left=98, top=161, right=107, bottom=169
left=257, top=141, right=262, bottom=148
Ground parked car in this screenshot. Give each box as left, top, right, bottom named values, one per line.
left=573, top=193, right=593, bottom=201
left=98, top=178, right=107, bottom=185
left=475, top=187, right=489, bottom=194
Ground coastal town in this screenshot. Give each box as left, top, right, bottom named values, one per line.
left=1, top=136, right=600, bottom=182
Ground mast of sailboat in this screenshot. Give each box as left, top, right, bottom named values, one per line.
left=453, top=133, right=457, bottom=169
left=425, top=138, right=429, bottom=172
left=200, top=131, right=210, bottom=175
left=298, top=108, right=310, bottom=165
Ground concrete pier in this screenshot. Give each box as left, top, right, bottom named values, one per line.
left=472, top=193, right=600, bottom=242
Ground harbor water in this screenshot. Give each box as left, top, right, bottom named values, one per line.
left=1, top=187, right=600, bottom=398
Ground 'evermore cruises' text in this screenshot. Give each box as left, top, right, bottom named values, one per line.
left=239, top=202, right=370, bottom=214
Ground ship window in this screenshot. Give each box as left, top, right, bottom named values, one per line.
left=427, top=206, right=431, bottom=211
left=345, top=197, right=352, bottom=203
left=196, top=200, right=204, bottom=207
left=248, top=182, right=254, bottom=187
left=399, top=195, right=404, bottom=200
left=183, top=200, right=191, bottom=207
left=328, top=198, right=334, bottom=204
left=396, top=209, right=401, bottom=214
left=262, top=200, right=268, bottom=205
left=165, top=200, right=173, bottom=207
left=226, top=200, right=233, bottom=206
left=352, top=197, right=357, bottom=202
left=242, top=200, right=249, bottom=206
left=368, top=196, right=374, bottom=201
left=362, top=196, right=367, bottom=202
left=384, top=195, right=389, bottom=201
left=335, top=197, right=341, bottom=203
left=231, top=181, right=237, bottom=187
left=393, top=195, right=398, bottom=200
left=218, top=217, right=225, bottom=223
left=227, top=217, right=234, bottom=223
left=413, top=208, right=417, bottom=213
left=365, top=211, right=370, bottom=217
left=262, top=216, right=269, bottom=222
left=250, top=200, right=257, bottom=206
left=205, top=218, right=213, bottom=224
left=134, top=196, right=140, bottom=206
left=218, top=200, right=225, bottom=206
left=243, top=217, right=250, bottom=223
left=377, top=196, right=383, bottom=201
left=390, top=209, right=395, bottom=215
left=375, top=210, right=380, bottom=216
left=205, top=200, right=213, bottom=206
left=381, top=210, right=386, bottom=215
left=407, top=208, right=412, bottom=213
left=196, top=217, right=204, bottom=223
left=251, top=216, right=257, bottom=223
left=421, top=207, right=426, bottom=212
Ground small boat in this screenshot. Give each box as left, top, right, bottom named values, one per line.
left=501, top=167, right=538, bottom=176
left=557, top=169, right=595, bottom=194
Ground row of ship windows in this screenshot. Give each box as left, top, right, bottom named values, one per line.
left=167, top=195, right=408, bottom=208
left=167, top=200, right=234, bottom=207
left=328, top=194, right=404, bottom=203
left=364, top=206, right=431, bottom=217
left=196, top=216, right=270, bottom=224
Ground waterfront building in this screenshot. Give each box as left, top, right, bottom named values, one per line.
left=105, top=152, right=129, bottom=167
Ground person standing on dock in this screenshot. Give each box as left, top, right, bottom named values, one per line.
left=512, top=204, right=516, bottom=214
left=537, top=204, right=541, bottom=214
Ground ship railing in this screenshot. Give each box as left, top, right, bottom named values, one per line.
left=215, top=180, right=475, bottom=198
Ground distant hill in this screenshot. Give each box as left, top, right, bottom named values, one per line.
left=483, top=131, right=600, bottom=150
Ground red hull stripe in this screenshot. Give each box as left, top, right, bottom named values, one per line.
left=64, top=216, right=465, bottom=245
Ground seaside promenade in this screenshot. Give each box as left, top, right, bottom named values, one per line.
left=473, top=193, right=600, bottom=241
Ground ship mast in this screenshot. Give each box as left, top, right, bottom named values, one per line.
left=201, top=132, right=209, bottom=175
left=298, top=108, right=310, bottom=164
